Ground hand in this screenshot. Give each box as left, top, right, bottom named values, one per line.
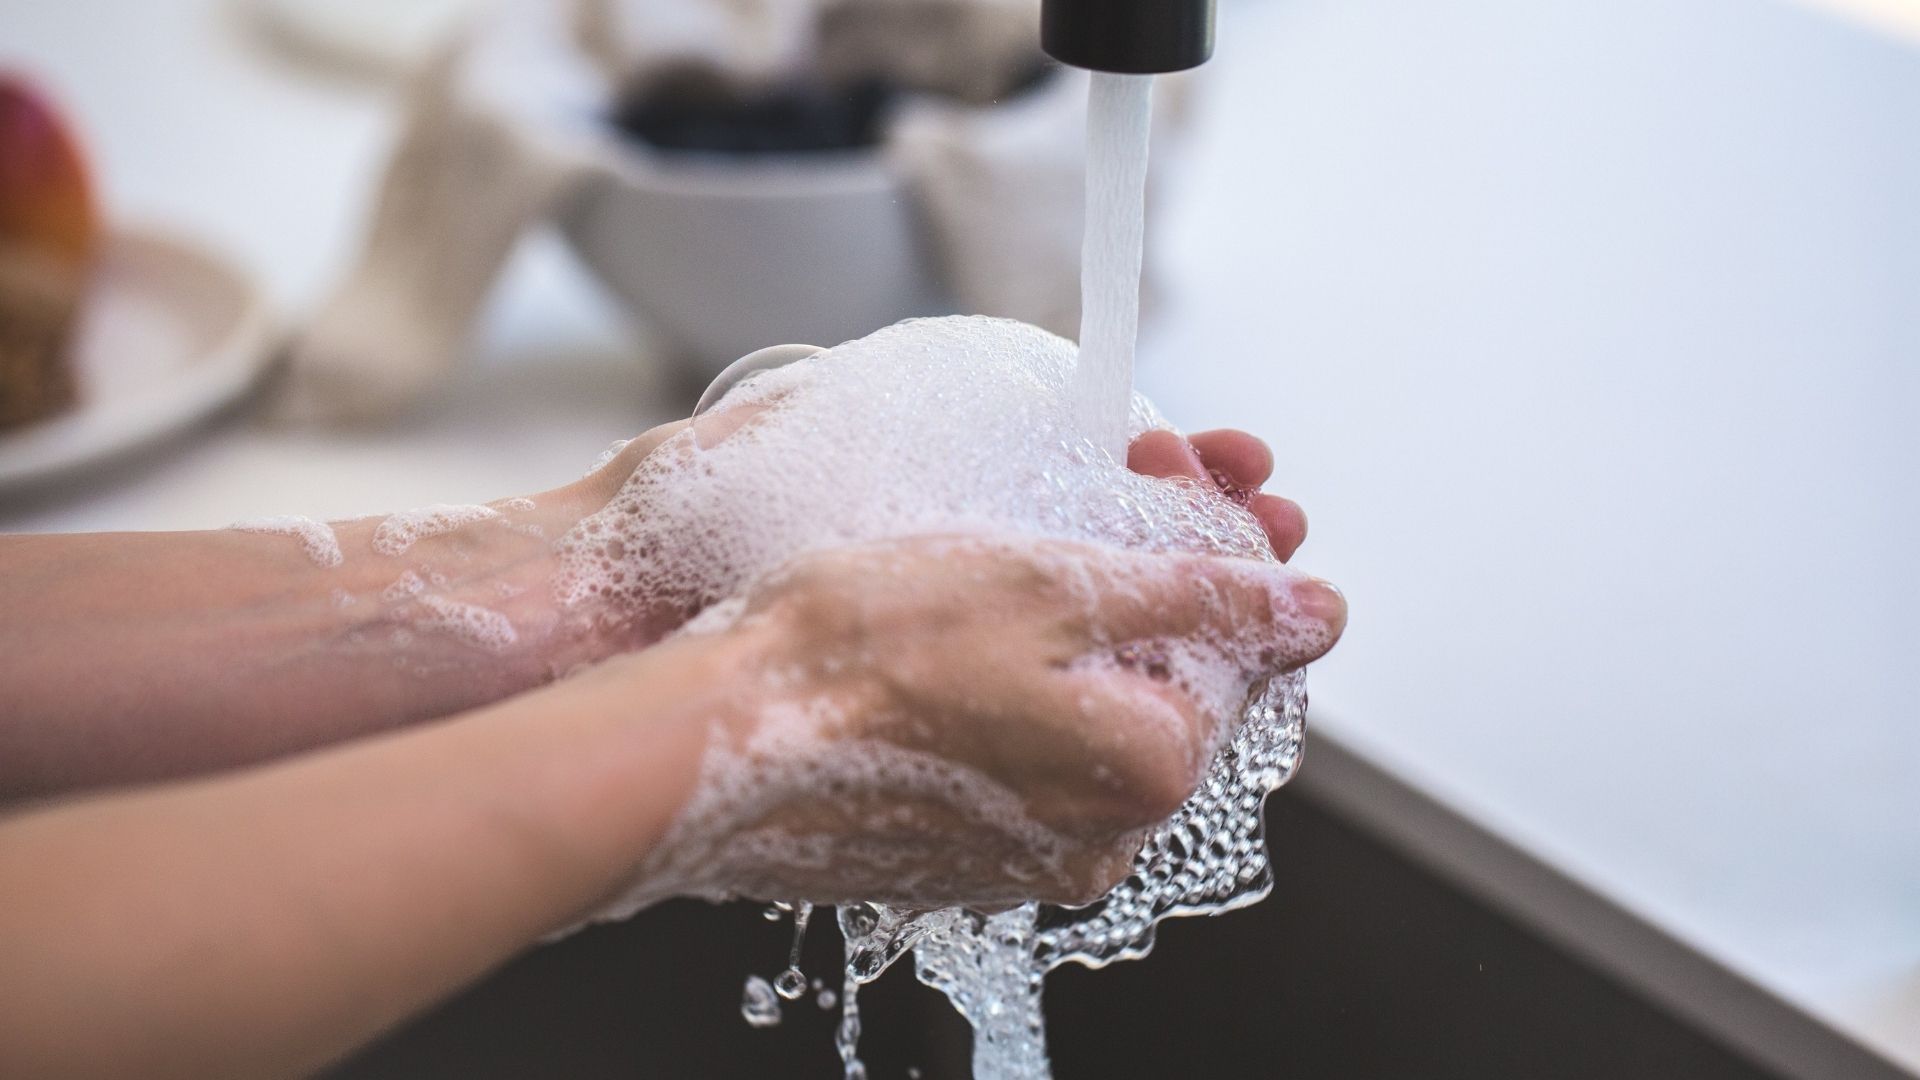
left=633, top=533, right=1347, bottom=910
left=324, top=416, right=1321, bottom=768
left=311, top=405, right=773, bottom=690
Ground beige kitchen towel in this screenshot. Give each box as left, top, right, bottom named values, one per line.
left=277, top=0, right=608, bottom=422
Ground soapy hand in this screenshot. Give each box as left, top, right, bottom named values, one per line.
left=0, top=360, right=1349, bottom=1080
left=592, top=417, right=1303, bottom=559
left=631, top=533, right=1346, bottom=909
left=474, top=413, right=1313, bottom=680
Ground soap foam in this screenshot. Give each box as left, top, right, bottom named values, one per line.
left=381, top=570, right=426, bottom=603
left=554, top=317, right=1268, bottom=621
left=231, top=515, right=343, bottom=568
left=411, top=593, right=518, bottom=653
left=553, top=314, right=1319, bottom=1078
left=371, top=503, right=501, bottom=556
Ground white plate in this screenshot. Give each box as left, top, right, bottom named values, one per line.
left=0, top=225, right=278, bottom=495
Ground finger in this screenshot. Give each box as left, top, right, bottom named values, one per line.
left=1044, top=668, right=1212, bottom=830
left=1249, top=493, right=1308, bottom=561
left=1087, top=551, right=1346, bottom=670
left=1187, top=430, right=1274, bottom=491
left=1126, top=429, right=1209, bottom=483
left=691, top=401, right=771, bottom=449
left=575, top=398, right=774, bottom=509
left=576, top=419, right=690, bottom=502
left=622, top=420, right=689, bottom=460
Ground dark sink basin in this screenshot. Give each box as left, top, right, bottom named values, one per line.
left=324, top=738, right=1901, bottom=1079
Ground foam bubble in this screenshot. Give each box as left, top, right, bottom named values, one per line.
left=586, top=439, right=634, bottom=478
left=411, top=593, right=518, bottom=653
left=381, top=570, right=426, bottom=603
left=371, top=504, right=501, bottom=556
left=231, top=515, right=343, bottom=568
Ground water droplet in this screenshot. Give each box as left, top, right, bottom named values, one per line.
left=774, top=967, right=806, bottom=1001
left=740, top=975, right=781, bottom=1028
left=842, top=902, right=878, bottom=938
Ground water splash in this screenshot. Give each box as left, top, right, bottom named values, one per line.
left=833, top=672, right=1307, bottom=1078
left=736, top=670, right=1305, bottom=1076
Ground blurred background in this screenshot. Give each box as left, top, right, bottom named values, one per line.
left=2, top=0, right=1917, bottom=1076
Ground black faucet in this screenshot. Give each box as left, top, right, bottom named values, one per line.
left=1041, top=0, right=1217, bottom=74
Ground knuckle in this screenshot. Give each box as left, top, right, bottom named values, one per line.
left=1057, top=847, right=1137, bottom=907
left=1131, top=757, right=1202, bottom=825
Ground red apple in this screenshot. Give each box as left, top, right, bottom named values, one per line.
left=0, top=73, right=99, bottom=269
left=0, top=74, right=99, bottom=429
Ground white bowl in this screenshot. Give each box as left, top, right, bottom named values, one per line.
left=558, top=142, right=949, bottom=379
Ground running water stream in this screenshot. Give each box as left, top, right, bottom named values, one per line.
left=1071, top=73, right=1157, bottom=460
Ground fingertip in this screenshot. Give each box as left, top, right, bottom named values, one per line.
left=1249, top=493, right=1308, bottom=561
left=1127, top=429, right=1209, bottom=483
left=1188, top=429, right=1275, bottom=489
left=691, top=402, right=768, bottom=449
left=1291, top=577, right=1348, bottom=641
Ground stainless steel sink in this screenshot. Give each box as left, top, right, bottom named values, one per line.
left=325, top=736, right=1906, bottom=1079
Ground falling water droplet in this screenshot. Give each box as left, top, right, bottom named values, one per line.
left=843, top=902, right=878, bottom=938
left=770, top=900, right=814, bottom=1000
left=740, top=975, right=782, bottom=1029
left=835, top=973, right=865, bottom=1079
left=790, top=902, right=813, bottom=962
left=774, top=967, right=807, bottom=1001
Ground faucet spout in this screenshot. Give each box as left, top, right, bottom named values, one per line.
left=1041, top=0, right=1216, bottom=74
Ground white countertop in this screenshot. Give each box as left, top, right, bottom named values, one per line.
left=5, top=0, right=1916, bottom=1070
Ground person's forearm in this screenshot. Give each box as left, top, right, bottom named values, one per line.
left=0, top=485, right=640, bottom=800
left=0, top=627, right=739, bottom=1080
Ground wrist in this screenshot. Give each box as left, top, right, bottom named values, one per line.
left=491, top=618, right=779, bottom=916
left=318, top=480, right=670, bottom=704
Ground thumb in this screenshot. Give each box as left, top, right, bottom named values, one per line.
left=1092, top=551, right=1346, bottom=673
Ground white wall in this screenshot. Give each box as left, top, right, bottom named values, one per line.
left=1142, top=0, right=1920, bottom=1065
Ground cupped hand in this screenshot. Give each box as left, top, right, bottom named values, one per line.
left=640, top=534, right=1347, bottom=909
left=595, top=421, right=1307, bottom=559
left=378, top=415, right=1319, bottom=706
